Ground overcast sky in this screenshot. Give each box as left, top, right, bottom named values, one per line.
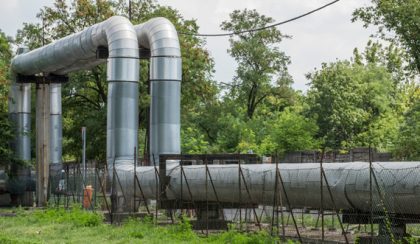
left=0, top=0, right=376, bottom=92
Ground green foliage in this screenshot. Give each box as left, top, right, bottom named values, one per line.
left=1, top=208, right=288, bottom=243
left=0, top=112, right=13, bottom=164
left=0, top=30, right=13, bottom=165
left=26, top=207, right=103, bottom=227
left=393, top=89, right=420, bottom=160
left=353, top=0, right=420, bottom=74
left=352, top=40, right=412, bottom=85
left=306, top=40, right=418, bottom=157
left=211, top=228, right=278, bottom=244
left=306, top=59, right=396, bottom=149
left=181, top=127, right=210, bottom=154
left=212, top=106, right=318, bottom=155
left=269, top=109, right=319, bottom=156
left=221, top=9, right=292, bottom=119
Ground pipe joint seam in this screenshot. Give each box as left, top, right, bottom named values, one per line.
left=151, top=55, right=181, bottom=59
left=107, top=56, right=140, bottom=59
left=150, top=79, right=181, bottom=82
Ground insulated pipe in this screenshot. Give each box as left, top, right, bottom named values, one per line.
left=114, top=161, right=420, bottom=215
left=49, top=84, right=62, bottom=164
left=10, top=16, right=140, bottom=168
left=9, top=47, right=31, bottom=161
left=135, top=18, right=182, bottom=164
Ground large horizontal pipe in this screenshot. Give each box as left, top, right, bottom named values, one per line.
left=115, top=161, right=420, bottom=215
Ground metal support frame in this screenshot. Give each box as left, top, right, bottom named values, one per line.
left=369, top=146, right=374, bottom=240
left=156, top=153, right=259, bottom=231
left=275, top=157, right=302, bottom=243
left=205, top=156, right=208, bottom=236
left=238, top=156, right=242, bottom=230
left=152, top=154, right=159, bottom=224
left=110, top=158, right=128, bottom=214
left=16, top=74, right=69, bottom=84
left=369, top=146, right=396, bottom=242
left=238, top=162, right=262, bottom=230
left=180, top=161, right=198, bottom=213
left=205, top=159, right=227, bottom=230
left=271, top=156, right=285, bottom=238
left=320, top=159, right=349, bottom=244
left=96, top=166, right=112, bottom=222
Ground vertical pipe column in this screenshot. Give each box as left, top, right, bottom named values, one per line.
left=49, top=83, right=62, bottom=196
left=106, top=57, right=139, bottom=166
left=104, top=16, right=140, bottom=168
left=8, top=47, right=32, bottom=206
left=49, top=83, right=62, bottom=164
left=10, top=47, right=31, bottom=162
left=106, top=57, right=139, bottom=213
left=13, top=82, right=32, bottom=161
left=135, top=18, right=182, bottom=164
left=150, top=55, right=181, bottom=163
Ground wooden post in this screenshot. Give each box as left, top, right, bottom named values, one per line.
left=36, top=82, right=50, bottom=207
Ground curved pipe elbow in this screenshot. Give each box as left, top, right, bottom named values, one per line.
left=134, top=18, right=182, bottom=161
left=135, top=17, right=181, bottom=57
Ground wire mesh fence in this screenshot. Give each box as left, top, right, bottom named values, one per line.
left=44, top=155, right=420, bottom=243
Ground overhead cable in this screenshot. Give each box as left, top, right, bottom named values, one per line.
left=179, top=0, right=341, bottom=37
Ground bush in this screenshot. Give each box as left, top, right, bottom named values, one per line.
left=30, top=207, right=103, bottom=227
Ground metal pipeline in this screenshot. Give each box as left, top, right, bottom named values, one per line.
left=115, top=161, right=420, bottom=215
left=7, top=47, right=32, bottom=196
left=9, top=47, right=32, bottom=162
left=49, top=84, right=62, bottom=164
left=135, top=18, right=182, bottom=164
left=10, top=16, right=140, bottom=167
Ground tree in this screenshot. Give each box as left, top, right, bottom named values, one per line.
left=392, top=86, right=420, bottom=160
left=212, top=103, right=318, bottom=156
left=221, top=9, right=292, bottom=119
left=353, top=40, right=410, bottom=86
left=306, top=60, right=396, bottom=150
left=268, top=109, right=319, bottom=156
left=14, top=0, right=216, bottom=161
left=353, top=0, right=420, bottom=74
left=0, top=30, right=14, bottom=164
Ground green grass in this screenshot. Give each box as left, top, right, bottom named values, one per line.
left=0, top=208, right=288, bottom=244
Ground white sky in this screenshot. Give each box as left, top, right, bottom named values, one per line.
left=0, top=0, right=376, bottom=92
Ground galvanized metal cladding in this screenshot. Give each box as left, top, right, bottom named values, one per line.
left=135, top=17, right=182, bottom=163
left=9, top=16, right=181, bottom=168
left=49, top=84, right=62, bottom=164
left=116, top=161, right=420, bottom=215
left=9, top=16, right=142, bottom=166
left=9, top=47, right=31, bottom=161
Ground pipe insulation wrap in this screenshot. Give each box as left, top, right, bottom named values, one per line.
left=11, top=16, right=138, bottom=75
left=106, top=81, right=139, bottom=164
left=15, top=109, right=31, bottom=161
left=10, top=16, right=140, bottom=168
left=135, top=17, right=182, bottom=163
left=114, top=161, right=420, bottom=214
left=9, top=47, right=31, bottom=161
left=50, top=84, right=62, bottom=164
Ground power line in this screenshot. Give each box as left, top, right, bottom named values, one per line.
left=179, top=0, right=341, bottom=37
